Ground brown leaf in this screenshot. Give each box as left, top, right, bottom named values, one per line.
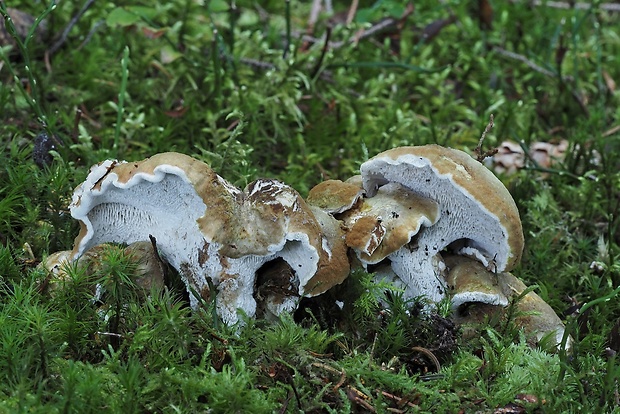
left=603, top=70, right=616, bottom=92
left=141, top=26, right=166, bottom=39
left=479, top=0, right=493, bottom=30
left=421, top=15, right=457, bottom=43
left=493, top=403, right=525, bottom=414
left=164, top=106, right=188, bottom=118
left=515, top=393, right=539, bottom=404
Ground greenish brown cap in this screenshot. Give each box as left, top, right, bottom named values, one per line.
left=361, top=145, right=524, bottom=272
left=307, top=180, right=364, bottom=214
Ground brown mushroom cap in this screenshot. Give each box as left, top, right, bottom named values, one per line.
left=361, top=144, right=524, bottom=272
left=339, top=182, right=439, bottom=263
left=69, top=154, right=349, bottom=325
left=307, top=180, right=364, bottom=214
left=304, top=206, right=350, bottom=295
left=71, top=152, right=241, bottom=258
left=41, top=242, right=165, bottom=296
left=446, top=255, right=569, bottom=349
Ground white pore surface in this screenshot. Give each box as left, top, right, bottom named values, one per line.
left=450, top=291, right=509, bottom=311
left=361, top=154, right=511, bottom=302
left=387, top=249, right=447, bottom=303
left=71, top=161, right=217, bottom=298
left=71, top=162, right=321, bottom=325
left=216, top=234, right=319, bottom=325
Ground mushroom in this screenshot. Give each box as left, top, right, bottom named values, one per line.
left=446, top=255, right=570, bottom=349
left=358, top=145, right=524, bottom=303
left=214, top=178, right=349, bottom=323
left=40, top=242, right=165, bottom=296
left=306, top=179, right=364, bottom=214
left=338, top=182, right=439, bottom=264
left=69, top=153, right=348, bottom=325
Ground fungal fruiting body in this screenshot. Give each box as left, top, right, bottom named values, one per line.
left=446, top=255, right=570, bottom=349
left=360, top=146, right=523, bottom=302
left=50, top=145, right=566, bottom=346
left=68, top=153, right=348, bottom=325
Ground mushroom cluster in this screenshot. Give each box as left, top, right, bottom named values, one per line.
left=49, top=153, right=348, bottom=325
left=44, top=145, right=568, bottom=346
left=309, top=145, right=524, bottom=304
left=308, top=145, right=566, bottom=347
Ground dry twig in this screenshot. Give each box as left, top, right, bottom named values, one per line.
left=346, top=0, right=359, bottom=25
left=517, top=1, right=620, bottom=11
left=411, top=346, right=441, bottom=373
left=310, top=362, right=347, bottom=391
left=48, top=0, right=97, bottom=56
left=346, top=386, right=376, bottom=412
left=493, top=46, right=573, bottom=82
left=474, top=114, right=498, bottom=162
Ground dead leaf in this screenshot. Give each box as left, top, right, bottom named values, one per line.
left=141, top=26, right=166, bottom=39
left=603, top=70, right=616, bottom=92
left=493, top=402, right=525, bottom=414
left=421, top=15, right=457, bottom=43
left=515, top=393, right=539, bottom=404
left=479, top=0, right=493, bottom=30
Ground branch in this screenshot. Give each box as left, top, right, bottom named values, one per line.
left=519, top=1, right=620, bottom=11
left=493, top=46, right=574, bottom=82
left=48, top=0, right=96, bottom=56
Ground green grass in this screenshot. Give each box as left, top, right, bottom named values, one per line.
left=1, top=0, right=619, bottom=412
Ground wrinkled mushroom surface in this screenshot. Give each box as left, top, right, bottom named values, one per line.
left=339, top=182, right=439, bottom=263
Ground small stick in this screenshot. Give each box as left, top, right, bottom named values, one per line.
left=346, top=386, right=376, bottom=413
left=76, top=20, right=104, bottom=51
left=96, top=331, right=123, bottom=338
left=48, top=0, right=97, bottom=56
left=283, top=0, right=291, bottom=57
left=346, top=0, right=359, bottom=25
left=518, top=0, right=620, bottom=11
left=71, top=108, right=82, bottom=144
left=493, top=46, right=574, bottom=82
left=474, top=114, right=498, bottom=162
left=411, top=346, right=441, bottom=373
left=310, top=26, right=331, bottom=79
left=277, top=390, right=293, bottom=414
left=148, top=234, right=168, bottom=284
left=310, top=362, right=347, bottom=391
left=378, top=390, right=418, bottom=408
left=90, top=161, right=118, bottom=190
